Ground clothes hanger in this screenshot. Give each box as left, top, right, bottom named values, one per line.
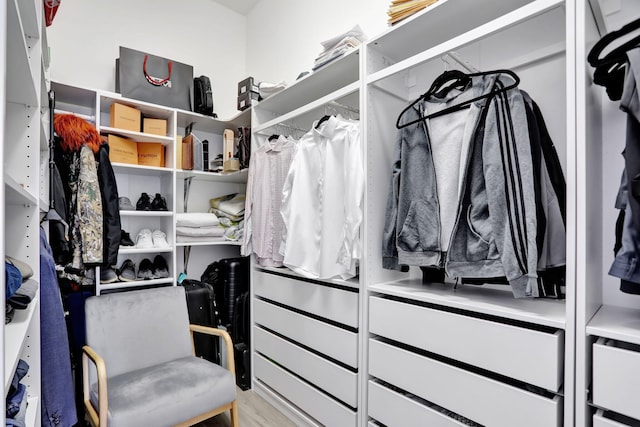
left=315, top=114, right=331, bottom=129
left=395, top=69, right=520, bottom=129
left=268, top=134, right=280, bottom=141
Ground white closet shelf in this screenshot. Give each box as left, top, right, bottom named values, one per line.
left=51, top=82, right=97, bottom=110
left=176, top=240, right=241, bottom=247
left=257, top=266, right=360, bottom=290
left=16, top=0, right=39, bottom=39
left=5, top=173, right=38, bottom=206
left=25, top=397, right=39, bottom=427
left=253, top=82, right=360, bottom=134
left=112, top=163, right=174, bottom=176
left=100, top=126, right=174, bottom=144
left=98, top=277, right=175, bottom=292
left=255, top=48, right=360, bottom=117
left=367, top=0, right=564, bottom=85
left=99, top=93, right=175, bottom=119
left=176, top=108, right=251, bottom=134
left=176, top=168, right=248, bottom=183
left=587, top=305, right=640, bottom=346
left=119, top=210, right=173, bottom=217
left=4, top=292, right=39, bottom=390
left=7, top=0, right=38, bottom=106
left=118, top=247, right=173, bottom=255
left=369, top=279, right=566, bottom=329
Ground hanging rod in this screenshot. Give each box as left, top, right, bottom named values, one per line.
left=54, top=109, right=96, bottom=122
left=328, top=100, right=360, bottom=114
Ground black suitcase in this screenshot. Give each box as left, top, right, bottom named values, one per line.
left=201, top=257, right=249, bottom=332
left=232, top=291, right=251, bottom=390
left=181, top=279, right=220, bottom=364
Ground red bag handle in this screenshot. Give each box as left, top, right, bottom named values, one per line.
left=143, top=55, right=173, bottom=86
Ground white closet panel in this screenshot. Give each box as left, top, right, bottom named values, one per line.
left=253, top=327, right=357, bottom=406
left=254, top=270, right=359, bottom=328
left=368, top=380, right=467, bottom=427
left=593, top=410, right=629, bottom=427
left=369, top=339, right=561, bottom=427
left=592, top=338, right=640, bottom=421
left=369, top=296, right=564, bottom=390
left=253, top=299, right=358, bottom=368
left=254, top=354, right=357, bottom=427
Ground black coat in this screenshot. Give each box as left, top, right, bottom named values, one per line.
left=96, top=143, right=121, bottom=266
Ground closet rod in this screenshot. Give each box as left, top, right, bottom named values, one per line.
left=328, top=101, right=359, bottom=114
left=442, top=51, right=479, bottom=73
left=54, top=109, right=96, bottom=122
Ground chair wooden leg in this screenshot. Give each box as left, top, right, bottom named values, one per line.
left=230, top=400, right=240, bottom=427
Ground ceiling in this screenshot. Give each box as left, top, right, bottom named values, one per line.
left=213, top=0, right=260, bottom=15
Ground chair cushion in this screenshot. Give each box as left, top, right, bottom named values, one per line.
left=90, top=356, right=235, bottom=427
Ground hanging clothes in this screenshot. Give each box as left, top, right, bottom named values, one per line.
left=382, top=72, right=539, bottom=298
left=280, top=116, right=363, bottom=280
left=242, top=135, right=297, bottom=267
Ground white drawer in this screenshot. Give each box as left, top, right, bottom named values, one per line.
left=254, top=270, right=359, bottom=328
left=369, top=296, right=564, bottom=391
left=369, top=339, right=561, bottom=427
left=593, top=410, right=631, bottom=427
left=368, top=380, right=467, bottom=427
left=253, top=326, right=358, bottom=406
left=593, top=338, right=640, bottom=420
left=254, top=299, right=358, bottom=367
left=254, top=353, right=357, bottom=427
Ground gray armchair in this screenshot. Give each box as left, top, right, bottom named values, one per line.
left=82, top=286, right=239, bottom=427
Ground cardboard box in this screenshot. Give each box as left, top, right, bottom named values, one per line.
left=107, top=134, right=138, bottom=165
left=223, top=159, right=240, bottom=173
left=238, top=77, right=259, bottom=96
left=237, top=91, right=260, bottom=111
left=143, top=118, right=167, bottom=136
left=137, top=142, right=165, bottom=167
left=110, top=103, right=141, bottom=132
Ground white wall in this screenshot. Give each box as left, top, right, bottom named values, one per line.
left=47, top=0, right=247, bottom=119
left=245, top=0, right=389, bottom=85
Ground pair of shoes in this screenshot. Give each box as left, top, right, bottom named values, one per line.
left=135, top=229, right=170, bottom=249
left=136, top=193, right=168, bottom=211
left=117, top=259, right=137, bottom=282
left=100, top=267, right=118, bottom=284
left=137, top=256, right=169, bottom=280
left=120, top=230, right=135, bottom=247
left=119, top=197, right=135, bottom=211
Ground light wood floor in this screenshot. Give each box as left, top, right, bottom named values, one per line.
left=196, top=387, right=296, bottom=427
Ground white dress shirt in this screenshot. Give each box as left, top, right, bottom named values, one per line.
left=280, top=115, right=363, bottom=280
left=242, top=135, right=297, bottom=267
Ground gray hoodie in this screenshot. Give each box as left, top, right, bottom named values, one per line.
left=382, top=73, right=539, bottom=298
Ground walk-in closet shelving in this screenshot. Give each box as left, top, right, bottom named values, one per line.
left=576, top=1, right=640, bottom=426
left=362, top=0, right=573, bottom=426
left=249, top=46, right=363, bottom=427
left=3, top=0, right=47, bottom=423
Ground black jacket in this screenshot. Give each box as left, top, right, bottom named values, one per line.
left=96, top=143, right=121, bottom=266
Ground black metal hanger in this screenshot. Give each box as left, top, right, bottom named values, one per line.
left=268, top=134, right=280, bottom=141
left=588, top=17, right=640, bottom=101
left=395, top=69, right=520, bottom=129
left=315, top=115, right=331, bottom=129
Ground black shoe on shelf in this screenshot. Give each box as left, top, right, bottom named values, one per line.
left=153, top=255, right=169, bottom=279
left=100, top=267, right=119, bottom=284
left=120, top=230, right=135, bottom=247
left=136, top=192, right=152, bottom=211
left=137, top=258, right=154, bottom=280
left=151, top=193, right=168, bottom=211
left=117, top=259, right=137, bottom=282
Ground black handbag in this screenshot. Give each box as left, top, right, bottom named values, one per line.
left=116, top=46, right=193, bottom=111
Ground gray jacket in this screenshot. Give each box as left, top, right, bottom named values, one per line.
left=382, top=73, right=539, bottom=298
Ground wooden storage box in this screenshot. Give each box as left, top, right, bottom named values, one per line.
left=137, top=142, right=165, bottom=167
left=110, top=102, right=141, bottom=132
left=143, top=118, right=167, bottom=136
left=107, top=134, right=138, bottom=165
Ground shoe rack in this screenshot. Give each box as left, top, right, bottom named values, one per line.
left=51, top=82, right=251, bottom=295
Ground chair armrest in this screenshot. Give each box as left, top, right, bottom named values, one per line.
left=82, top=345, right=109, bottom=426
left=189, top=324, right=236, bottom=377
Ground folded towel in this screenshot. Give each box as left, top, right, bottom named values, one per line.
left=209, top=207, right=244, bottom=222
left=8, top=279, right=38, bottom=310
left=176, top=225, right=225, bottom=237
left=176, top=212, right=219, bottom=227
left=176, top=235, right=228, bottom=244
left=209, top=193, right=246, bottom=217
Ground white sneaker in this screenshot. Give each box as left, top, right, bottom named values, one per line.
left=135, top=228, right=154, bottom=249
left=152, top=229, right=170, bottom=248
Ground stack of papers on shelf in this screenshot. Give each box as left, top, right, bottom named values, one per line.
left=387, top=0, right=439, bottom=25
left=312, top=25, right=367, bottom=71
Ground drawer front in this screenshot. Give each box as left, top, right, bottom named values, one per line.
left=368, top=380, right=467, bottom=427
left=593, top=410, right=629, bottom=427
left=254, top=354, right=357, bottom=427
left=254, top=299, right=358, bottom=367
left=369, top=296, right=563, bottom=391
left=369, top=339, right=561, bottom=427
left=593, top=339, right=640, bottom=420
left=254, top=270, right=359, bottom=327
left=253, top=326, right=358, bottom=406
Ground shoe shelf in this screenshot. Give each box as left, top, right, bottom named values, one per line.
left=118, top=247, right=174, bottom=255
left=112, top=163, right=174, bottom=176
left=176, top=240, right=242, bottom=247
left=98, top=277, right=176, bottom=292
left=176, top=168, right=249, bottom=184
left=119, top=211, right=173, bottom=217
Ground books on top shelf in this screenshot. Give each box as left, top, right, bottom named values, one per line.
left=387, top=0, right=439, bottom=25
